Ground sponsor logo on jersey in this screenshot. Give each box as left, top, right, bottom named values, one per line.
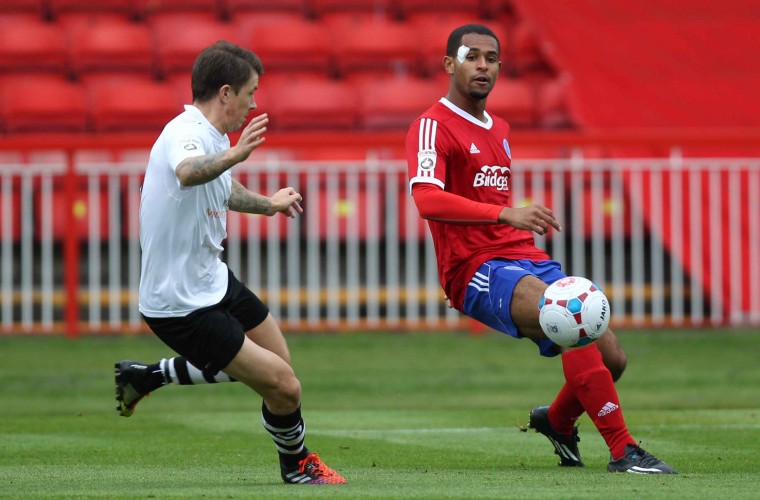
left=418, top=149, right=437, bottom=170
left=469, top=143, right=480, bottom=154
left=206, top=208, right=226, bottom=219
left=473, top=165, right=510, bottom=191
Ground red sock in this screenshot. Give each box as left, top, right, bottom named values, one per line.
left=561, top=344, right=635, bottom=459
left=548, top=383, right=584, bottom=436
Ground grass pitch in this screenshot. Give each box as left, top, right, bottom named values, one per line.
left=1, top=328, right=759, bottom=498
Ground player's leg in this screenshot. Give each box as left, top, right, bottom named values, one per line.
left=510, top=268, right=675, bottom=473
left=114, top=313, right=242, bottom=418
left=509, top=276, right=635, bottom=462
left=223, top=313, right=345, bottom=484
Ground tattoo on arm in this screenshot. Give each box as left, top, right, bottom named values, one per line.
left=228, top=178, right=271, bottom=214
left=176, top=151, right=234, bottom=186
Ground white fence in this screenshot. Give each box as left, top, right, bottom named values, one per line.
left=1, top=153, right=759, bottom=334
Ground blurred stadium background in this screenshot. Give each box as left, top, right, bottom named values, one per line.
left=1, top=0, right=759, bottom=336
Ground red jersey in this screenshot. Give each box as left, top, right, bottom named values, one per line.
left=405, top=98, right=549, bottom=310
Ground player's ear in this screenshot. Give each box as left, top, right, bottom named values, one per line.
left=443, top=55, right=454, bottom=75
left=219, top=84, right=231, bottom=103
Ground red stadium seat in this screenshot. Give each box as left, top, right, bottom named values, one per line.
left=0, top=0, right=43, bottom=15
left=411, top=15, right=509, bottom=77
left=536, top=76, right=571, bottom=128
left=507, top=20, right=552, bottom=76
left=486, top=77, right=537, bottom=127
left=0, top=74, right=88, bottom=132
left=85, top=74, right=181, bottom=132
left=310, top=0, right=392, bottom=18
left=396, top=0, right=486, bottom=19
left=0, top=18, right=67, bottom=73
left=47, top=0, right=135, bottom=18
left=265, top=76, right=358, bottom=130
left=326, top=17, right=417, bottom=78
left=222, top=0, right=306, bottom=15
left=151, top=13, right=240, bottom=75
left=238, top=17, right=332, bottom=74
left=137, top=0, right=222, bottom=19
left=66, top=17, right=156, bottom=77
left=358, top=76, right=444, bottom=130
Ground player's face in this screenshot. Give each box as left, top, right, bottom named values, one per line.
left=449, top=33, right=501, bottom=100
left=227, top=72, right=259, bottom=132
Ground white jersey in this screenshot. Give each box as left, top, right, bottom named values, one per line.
left=138, top=105, right=232, bottom=317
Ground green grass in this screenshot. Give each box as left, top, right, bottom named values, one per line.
left=1, top=328, right=759, bottom=498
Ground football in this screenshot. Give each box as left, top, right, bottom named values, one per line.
left=538, top=276, right=610, bottom=348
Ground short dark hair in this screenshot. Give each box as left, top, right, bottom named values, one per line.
left=191, top=40, right=264, bottom=103
left=446, top=24, right=500, bottom=57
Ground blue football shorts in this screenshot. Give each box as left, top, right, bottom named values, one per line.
left=461, top=258, right=566, bottom=357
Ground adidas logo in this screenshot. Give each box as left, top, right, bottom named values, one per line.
left=469, top=143, right=480, bottom=154
left=598, top=402, right=619, bottom=417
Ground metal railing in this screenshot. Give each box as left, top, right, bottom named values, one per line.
left=1, top=153, right=758, bottom=335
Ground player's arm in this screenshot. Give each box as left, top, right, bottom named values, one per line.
left=412, top=183, right=502, bottom=225
left=176, top=114, right=269, bottom=187
left=413, top=184, right=561, bottom=234
left=228, top=178, right=304, bottom=218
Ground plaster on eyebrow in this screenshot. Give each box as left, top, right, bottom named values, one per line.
left=456, top=45, right=470, bottom=63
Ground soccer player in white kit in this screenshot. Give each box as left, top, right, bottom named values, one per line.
left=115, top=41, right=345, bottom=485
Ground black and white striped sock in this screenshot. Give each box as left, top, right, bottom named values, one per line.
left=261, top=402, right=309, bottom=470
left=160, top=357, right=236, bottom=385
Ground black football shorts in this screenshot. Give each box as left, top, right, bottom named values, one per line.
left=142, top=269, right=270, bottom=375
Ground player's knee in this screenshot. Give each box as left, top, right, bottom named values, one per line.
left=270, top=375, right=302, bottom=413
left=606, top=350, right=627, bottom=382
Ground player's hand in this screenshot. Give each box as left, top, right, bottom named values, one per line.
left=230, top=113, right=269, bottom=163
left=268, top=187, right=304, bottom=218
left=498, top=205, right=562, bottom=235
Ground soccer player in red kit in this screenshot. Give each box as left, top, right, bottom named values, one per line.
left=405, top=24, right=676, bottom=474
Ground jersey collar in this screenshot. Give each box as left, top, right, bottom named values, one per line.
left=184, top=104, right=225, bottom=141
left=439, top=98, right=493, bottom=129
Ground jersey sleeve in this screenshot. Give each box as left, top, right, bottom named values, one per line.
left=406, top=117, right=447, bottom=192
left=412, top=183, right=502, bottom=225
left=166, top=123, right=208, bottom=173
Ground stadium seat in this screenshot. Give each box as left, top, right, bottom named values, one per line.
left=265, top=76, right=358, bottom=130
left=0, top=0, right=43, bottom=15
left=506, top=20, right=553, bottom=76
left=0, top=18, right=67, bottom=73
left=66, top=17, right=156, bottom=77
left=166, top=72, right=193, bottom=105
left=137, top=0, right=222, bottom=19
left=47, top=0, right=135, bottom=18
left=310, top=0, right=392, bottom=18
left=239, top=17, right=332, bottom=74
left=411, top=15, right=509, bottom=77
left=222, top=0, right=306, bottom=16
left=326, top=17, right=417, bottom=78
left=534, top=76, right=572, bottom=128
left=486, top=77, right=537, bottom=127
left=0, top=74, right=88, bottom=132
left=358, top=76, right=444, bottom=130
left=151, top=13, right=240, bottom=75
left=85, top=75, right=181, bottom=132
left=396, top=0, right=486, bottom=19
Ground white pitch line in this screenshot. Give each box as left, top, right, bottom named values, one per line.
left=310, top=427, right=504, bottom=436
